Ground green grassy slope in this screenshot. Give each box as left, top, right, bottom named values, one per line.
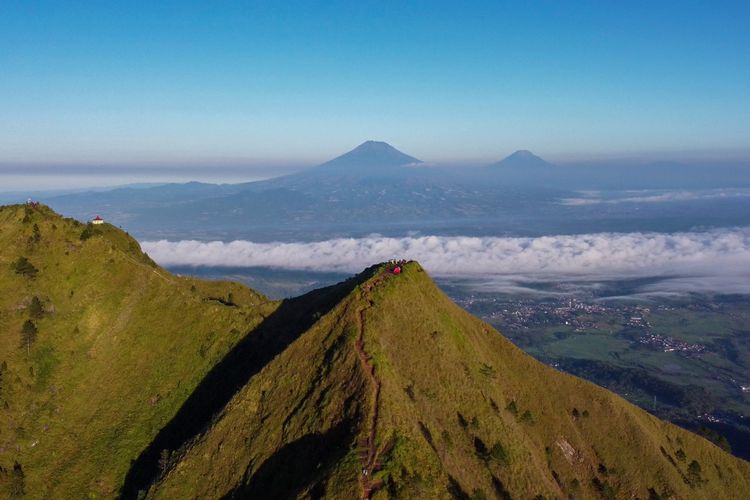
left=2, top=205, right=748, bottom=499
left=147, top=283, right=371, bottom=499
left=120, top=267, right=375, bottom=499
left=152, top=262, right=750, bottom=499
left=0, top=204, right=275, bottom=498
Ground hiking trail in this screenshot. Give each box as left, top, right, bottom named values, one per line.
left=355, top=270, right=391, bottom=499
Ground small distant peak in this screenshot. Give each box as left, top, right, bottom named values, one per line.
left=506, top=150, right=541, bottom=160
left=511, top=149, right=535, bottom=157
left=492, top=150, right=552, bottom=169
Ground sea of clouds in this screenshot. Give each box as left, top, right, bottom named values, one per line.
left=141, top=227, right=750, bottom=294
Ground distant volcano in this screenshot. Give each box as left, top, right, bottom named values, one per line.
left=317, top=141, right=423, bottom=170
left=491, top=150, right=553, bottom=169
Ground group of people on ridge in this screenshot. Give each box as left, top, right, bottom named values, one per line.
left=388, top=259, right=408, bottom=275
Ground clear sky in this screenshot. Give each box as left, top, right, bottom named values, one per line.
left=1, top=0, right=749, bottom=168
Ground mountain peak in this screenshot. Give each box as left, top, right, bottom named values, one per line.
left=148, top=258, right=750, bottom=499
left=492, top=150, right=552, bottom=169
left=318, top=141, right=422, bottom=170
left=353, top=140, right=399, bottom=151
left=509, top=149, right=537, bottom=158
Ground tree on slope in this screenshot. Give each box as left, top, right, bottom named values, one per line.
left=20, top=320, right=37, bottom=354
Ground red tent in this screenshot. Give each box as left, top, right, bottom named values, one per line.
left=392, top=266, right=401, bottom=274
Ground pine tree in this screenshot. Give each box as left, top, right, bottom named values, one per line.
left=20, top=320, right=37, bottom=354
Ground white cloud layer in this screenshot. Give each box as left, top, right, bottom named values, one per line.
left=559, top=189, right=750, bottom=206
left=142, top=228, right=750, bottom=293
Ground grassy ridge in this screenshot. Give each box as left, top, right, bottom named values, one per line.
left=154, top=262, right=750, bottom=499
left=0, top=204, right=274, bottom=497
left=364, top=263, right=750, bottom=498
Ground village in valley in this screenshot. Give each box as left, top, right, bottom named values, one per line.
left=453, top=293, right=710, bottom=355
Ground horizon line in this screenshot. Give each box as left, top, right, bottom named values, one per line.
left=2, top=145, right=750, bottom=171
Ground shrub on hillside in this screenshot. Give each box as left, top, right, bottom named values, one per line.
left=79, top=224, right=100, bottom=241
left=470, top=416, right=480, bottom=430
left=687, top=460, right=703, bottom=486
left=479, top=363, right=496, bottom=378
left=12, top=257, right=38, bottom=278
left=28, top=296, right=44, bottom=319
left=505, top=400, right=518, bottom=416
left=489, top=441, right=510, bottom=465
left=471, top=488, right=488, bottom=500
left=441, top=430, right=453, bottom=449
left=591, top=477, right=616, bottom=499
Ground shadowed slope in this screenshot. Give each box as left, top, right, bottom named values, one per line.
left=121, top=269, right=376, bottom=498
left=146, top=270, right=379, bottom=499
left=226, top=419, right=356, bottom=499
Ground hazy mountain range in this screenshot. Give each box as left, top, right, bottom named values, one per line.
left=16, top=141, right=750, bottom=241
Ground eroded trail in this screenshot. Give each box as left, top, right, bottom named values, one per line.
left=355, top=273, right=388, bottom=499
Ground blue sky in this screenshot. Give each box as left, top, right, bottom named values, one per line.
left=1, top=0, right=749, bottom=168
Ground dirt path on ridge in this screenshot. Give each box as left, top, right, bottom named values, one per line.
left=355, top=272, right=389, bottom=499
